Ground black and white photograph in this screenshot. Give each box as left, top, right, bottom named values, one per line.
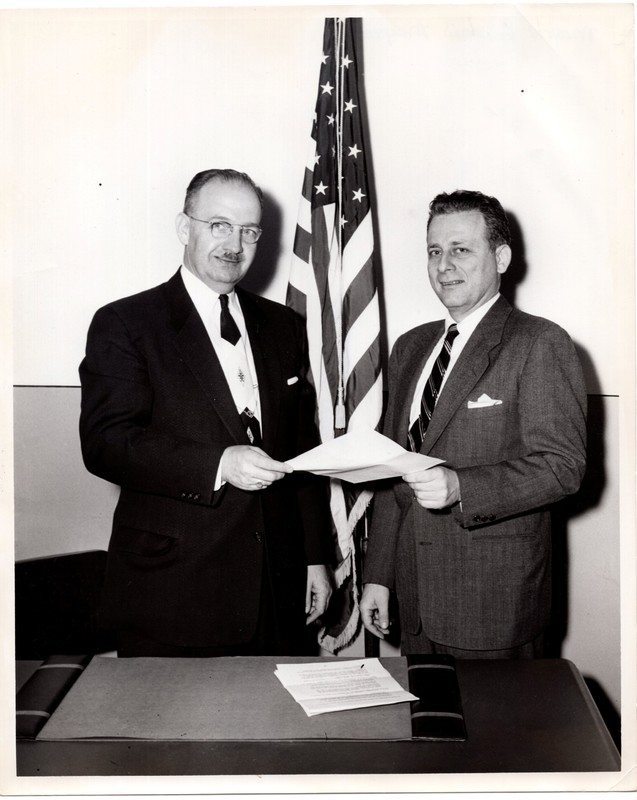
left=2, top=2, right=634, bottom=795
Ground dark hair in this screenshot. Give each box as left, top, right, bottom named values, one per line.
left=427, top=190, right=511, bottom=250
left=183, top=169, right=263, bottom=215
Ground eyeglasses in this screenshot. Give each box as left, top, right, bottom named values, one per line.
left=186, top=216, right=262, bottom=244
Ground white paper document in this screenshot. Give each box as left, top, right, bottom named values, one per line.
left=285, top=428, right=444, bottom=483
left=274, top=658, right=418, bottom=717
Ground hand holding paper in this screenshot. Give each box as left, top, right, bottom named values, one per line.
left=286, top=429, right=444, bottom=483
left=403, top=465, right=461, bottom=509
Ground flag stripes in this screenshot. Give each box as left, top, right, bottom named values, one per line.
left=287, top=17, right=382, bottom=652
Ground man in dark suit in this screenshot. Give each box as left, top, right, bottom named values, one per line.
left=80, top=168, right=332, bottom=657
left=360, top=190, right=587, bottom=658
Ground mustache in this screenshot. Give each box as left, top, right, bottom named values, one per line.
left=209, top=251, right=243, bottom=264
left=218, top=252, right=243, bottom=263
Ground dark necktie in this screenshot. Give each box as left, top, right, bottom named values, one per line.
left=240, top=408, right=262, bottom=447
left=219, top=294, right=241, bottom=346
left=408, top=324, right=459, bottom=452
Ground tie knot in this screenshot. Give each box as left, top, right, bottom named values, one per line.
left=219, top=293, right=229, bottom=309
left=446, top=324, right=459, bottom=341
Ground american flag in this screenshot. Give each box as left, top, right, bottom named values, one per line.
left=287, top=17, right=383, bottom=652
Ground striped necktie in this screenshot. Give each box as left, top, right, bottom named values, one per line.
left=408, top=324, right=459, bottom=452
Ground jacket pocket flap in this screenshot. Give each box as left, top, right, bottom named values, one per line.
left=111, top=525, right=180, bottom=557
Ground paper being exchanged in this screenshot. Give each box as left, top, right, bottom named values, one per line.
left=285, top=428, right=443, bottom=483
left=274, top=658, right=417, bottom=717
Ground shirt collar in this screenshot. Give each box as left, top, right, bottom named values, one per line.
left=180, top=264, right=237, bottom=315
left=445, top=292, right=500, bottom=338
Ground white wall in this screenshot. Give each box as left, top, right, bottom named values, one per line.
left=5, top=6, right=633, bottom=391
left=5, top=5, right=633, bottom=724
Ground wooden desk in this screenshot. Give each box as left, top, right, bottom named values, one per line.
left=16, top=657, right=620, bottom=775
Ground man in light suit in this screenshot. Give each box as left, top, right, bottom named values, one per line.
left=80, top=168, right=332, bottom=657
left=360, top=190, right=587, bottom=658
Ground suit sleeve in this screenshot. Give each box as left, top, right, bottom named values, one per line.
left=288, top=311, right=334, bottom=566
left=454, top=324, right=587, bottom=526
left=361, top=339, right=405, bottom=588
left=79, top=304, right=222, bottom=504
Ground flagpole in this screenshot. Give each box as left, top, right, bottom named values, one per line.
left=334, top=17, right=346, bottom=432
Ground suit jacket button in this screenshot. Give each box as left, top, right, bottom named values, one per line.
left=488, top=514, right=496, bottom=521
left=194, top=493, right=201, bottom=501
left=181, top=491, right=187, bottom=499
left=254, top=532, right=263, bottom=542
left=473, top=515, right=482, bottom=523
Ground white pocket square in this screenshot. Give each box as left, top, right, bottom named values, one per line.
left=287, top=376, right=299, bottom=385
left=467, top=393, right=502, bottom=409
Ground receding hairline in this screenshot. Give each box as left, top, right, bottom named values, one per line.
left=183, top=169, right=263, bottom=215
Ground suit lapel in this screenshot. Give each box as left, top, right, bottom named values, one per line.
left=166, top=271, right=247, bottom=445
left=422, top=296, right=512, bottom=455
left=238, top=289, right=282, bottom=452
left=394, top=322, right=445, bottom=446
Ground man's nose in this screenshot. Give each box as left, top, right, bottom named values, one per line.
left=225, top=226, right=243, bottom=252
left=438, top=251, right=454, bottom=271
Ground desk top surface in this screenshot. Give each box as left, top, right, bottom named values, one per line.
left=16, top=656, right=620, bottom=775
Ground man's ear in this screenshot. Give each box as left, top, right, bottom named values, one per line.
left=175, top=212, right=191, bottom=246
left=495, top=244, right=512, bottom=274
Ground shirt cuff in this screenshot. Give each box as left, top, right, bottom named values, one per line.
left=214, top=453, right=227, bottom=492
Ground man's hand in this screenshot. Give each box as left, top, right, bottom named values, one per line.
left=220, top=445, right=292, bottom=491
left=360, top=583, right=391, bottom=639
left=403, top=465, right=460, bottom=509
left=305, top=564, right=333, bottom=624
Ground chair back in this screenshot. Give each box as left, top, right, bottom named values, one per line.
left=15, top=550, right=116, bottom=658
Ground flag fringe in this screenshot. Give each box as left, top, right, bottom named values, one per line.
left=318, top=490, right=371, bottom=653
left=319, top=603, right=360, bottom=654
left=318, top=550, right=361, bottom=654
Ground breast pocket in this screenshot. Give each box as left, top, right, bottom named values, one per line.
left=465, top=402, right=508, bottom=418
left=279, top=374, right=303, bottom=420
left=452, top=402, right=518, bottom=464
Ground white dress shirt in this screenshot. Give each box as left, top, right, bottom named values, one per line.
left=181, top=266, right=262, bottom=489
left=180, top=265, right=261, bottom=422
left=408, top=293, right=501, bottom=428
